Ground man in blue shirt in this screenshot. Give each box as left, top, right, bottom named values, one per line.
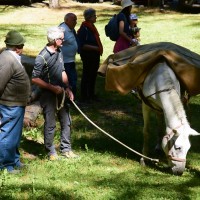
left=59, top=13, right=78, bottom=98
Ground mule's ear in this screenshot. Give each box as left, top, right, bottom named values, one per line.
left=190, top=128, right=200, bottom=136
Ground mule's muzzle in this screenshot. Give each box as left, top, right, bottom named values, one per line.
left=169, top=158, right=186, bottom=176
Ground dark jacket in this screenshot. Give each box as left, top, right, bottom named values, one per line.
left=77, top=25, right=100, bottom=57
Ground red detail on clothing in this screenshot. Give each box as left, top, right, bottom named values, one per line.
left=79, top=21, right=103, bottom=55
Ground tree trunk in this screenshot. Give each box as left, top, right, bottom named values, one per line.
left=49, top=0, right=60, bottom=8
left=24, top=101, right=42, bottom=127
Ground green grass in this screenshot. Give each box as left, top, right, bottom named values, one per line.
left=1, top=2, right=200, bottom=199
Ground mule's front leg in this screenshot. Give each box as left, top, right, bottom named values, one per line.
left=140, top=102, right=151, bottom=166
left=155, top=112, right=165, bottom=155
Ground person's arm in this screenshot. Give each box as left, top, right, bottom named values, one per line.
left=119, top=20, right=133, bottom=44
left=82, top=44, right=99, bottom=52
left=0, top=56, right=14, bottom=97
left=32, top=77, right=63, bottom=95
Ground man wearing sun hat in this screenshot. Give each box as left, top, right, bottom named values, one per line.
left=113, top=0, right=135, bottom=53
left=0, top=30, right=30, bottom=174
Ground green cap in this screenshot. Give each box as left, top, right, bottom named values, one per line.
left=4, top=30, right=26, bottom=46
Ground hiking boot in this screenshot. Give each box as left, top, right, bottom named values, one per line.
left=49, top=154, right=59, bottom=161
left=61, top=151, right=79, bottom=159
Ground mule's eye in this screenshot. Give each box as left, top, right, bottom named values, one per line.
left=175, top=146, right=181, bottom=150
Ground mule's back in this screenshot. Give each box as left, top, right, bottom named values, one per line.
left=143, top=62, right=180, bottom=99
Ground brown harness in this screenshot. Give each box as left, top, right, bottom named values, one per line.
left=137, top=87, right=189, bottom=113
left=137, top=87, right=173, bottom=113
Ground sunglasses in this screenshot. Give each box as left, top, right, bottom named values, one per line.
left=57, top=38, right=64, bottom=42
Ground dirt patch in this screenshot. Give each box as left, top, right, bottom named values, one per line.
left=0, top=0, right=120, bottom=24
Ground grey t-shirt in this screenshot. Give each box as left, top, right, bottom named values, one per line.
left=32, top=47, right=65, bottom=87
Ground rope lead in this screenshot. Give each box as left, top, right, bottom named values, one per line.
left=71, top=100, right=159, bottom=163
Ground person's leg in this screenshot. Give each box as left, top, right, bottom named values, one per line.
left=58, top=104, right=71, bottom=153
left=58, top=102, right=78, bottom=158
left=40, top=92, right=57, bottom=156
left=88, top=55, right=100, bottom=99
left=80, top=55, right=90, bottom=101
left=64, top=62, right=77, bottom=97
left=0, top=105, right=25, bottom=171
left=14, top=107, right=25, bottom=167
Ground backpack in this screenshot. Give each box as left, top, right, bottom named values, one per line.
left=105, top=14, right=119, bottom=41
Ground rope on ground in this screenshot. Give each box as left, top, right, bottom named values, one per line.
left=71, top=100, right=159, bottom=163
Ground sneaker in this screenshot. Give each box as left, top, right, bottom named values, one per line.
left=49, top=154, right=59, bottom=161
left=61, top=151, right=79, bottom=159
left=16, top=162, right=28, bottom=169
left=8, top=169, right=21, bottom=174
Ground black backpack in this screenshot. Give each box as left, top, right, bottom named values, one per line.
left=105, top=14, right=119, bottom=41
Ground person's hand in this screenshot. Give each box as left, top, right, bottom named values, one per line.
left=66, top=88, right=74, bottom=101
left=130, top=39, right=138, bottom=47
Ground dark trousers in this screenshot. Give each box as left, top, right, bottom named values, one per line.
left=0, top=105, right=25, bottom=171
left=40, top=90, right=71, bottom=156
left=64, top=62, right=77, bottom=98
left=80, top=52, right=100, bottom=101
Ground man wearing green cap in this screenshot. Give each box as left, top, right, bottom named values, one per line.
left=0, top=30, right=30, bottom=174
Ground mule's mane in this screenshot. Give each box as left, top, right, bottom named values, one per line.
left=165, top=88, right=189, bottom=129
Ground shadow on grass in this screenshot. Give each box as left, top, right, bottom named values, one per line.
left=20, top=59, right=200, bottom=177
left=20, top=136, right=46, bottom=160
left=0, top=183, right=76, bottom=200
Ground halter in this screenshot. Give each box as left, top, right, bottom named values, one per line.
left=163, top=124, right=187, bottom=163
left=168, top=155, right=186, bottom=162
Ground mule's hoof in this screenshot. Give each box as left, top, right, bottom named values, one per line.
left=140, top=158, right=146, bottom=166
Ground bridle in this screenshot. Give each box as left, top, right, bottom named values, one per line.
left=141, top=86, right=188, bottom=163
left=168, top=155, right=186, bottom=162
left=163, top=125, right=187, bottom=163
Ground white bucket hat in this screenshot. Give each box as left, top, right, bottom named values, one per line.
left=121, top=0, right=134, bottom=9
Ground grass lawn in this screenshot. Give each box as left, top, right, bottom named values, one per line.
left=0, top=1, right=200, bottom=199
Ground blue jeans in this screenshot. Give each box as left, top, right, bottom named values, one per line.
left=40, top=90, right=72, bottom=156
left=0, top=105, right=25, bottom=171
left=64, top=62, right=77, bottom=98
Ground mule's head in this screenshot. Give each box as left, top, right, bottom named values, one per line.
left=162, top=125, right=200, bottom=175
